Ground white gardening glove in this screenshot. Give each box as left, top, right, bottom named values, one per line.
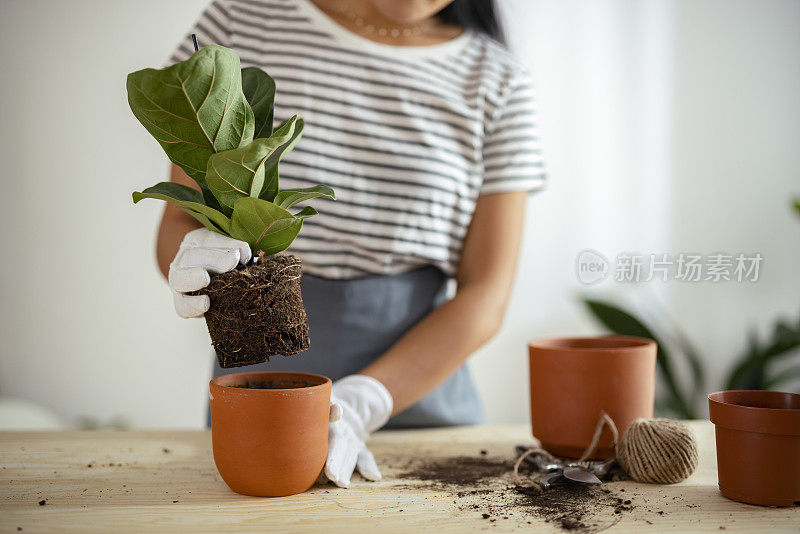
left=168, top=228, right=251, bottom=318
left=325, top=375, right=393, bottom=488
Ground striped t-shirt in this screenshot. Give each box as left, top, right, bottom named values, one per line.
left=170, top=0, right=545, bottom=279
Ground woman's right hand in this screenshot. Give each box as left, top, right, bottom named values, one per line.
left=169, top=228, right=252, bottom=318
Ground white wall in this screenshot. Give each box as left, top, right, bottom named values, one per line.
left=0, top=0, right=797, bottom=428
left=473, top=0, right=800, bottom=423
left=473, top=0, right=678, bottom=423
left=667, top=0, right=800, bottom=398
left=0, top=0, right=215, bottom=428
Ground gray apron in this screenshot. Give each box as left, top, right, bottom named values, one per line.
left=210, top=266, right=484, bottom=428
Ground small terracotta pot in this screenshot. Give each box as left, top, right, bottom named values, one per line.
left=708, top=390, right=800, bottom=507
left=529, top=336, right=656, bottom=459
left=210, top=371, right=331, bottom=497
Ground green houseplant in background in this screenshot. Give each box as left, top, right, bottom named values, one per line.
left=127, top=45, right=334, bottom=368
left=584, top=298, right=800, bottom=418
left=584, top=201, right=800, bottom=418
left=582, top=298, right=705, bottom=419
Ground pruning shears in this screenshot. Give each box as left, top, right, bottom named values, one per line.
left=514, top=445, right=616, bottom=488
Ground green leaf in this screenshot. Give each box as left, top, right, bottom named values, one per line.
left=649, top=299, right=706, bottom=405
left=259, top=164, right=280, bottom=203
left=133, top=181, right=202, bottom=203
left=206, top=116, right=303, bottom=213
left=583, top=298, right=695, bottom=419
left=206, top=129, right=296, bottom=213
left=241, top=67, right=275, bottom=139
left=199, top=183, right=226, bottom=214
left=259, top=117, right=305, bottom=202
left=132, top=182, right=231, bottom=233
left=294, top=206, right=318, bottom=219
left=178, top=207, right=226, bottom=234
left=275, top=185, right=336, bottom=209
left=725, top=315, right=800, bottom=390
left=229, top=197, right=304, bottom=254
left=127, top=45, right=254, bottom=191
left=725, top=330, right=762, bottom=389
left=763, top=363, right=800, bottom=390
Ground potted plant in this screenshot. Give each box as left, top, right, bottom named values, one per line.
left=126, top=44, right=334, bottom=368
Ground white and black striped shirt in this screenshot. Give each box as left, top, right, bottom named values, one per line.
left=170, top=0, right=545, bottom=279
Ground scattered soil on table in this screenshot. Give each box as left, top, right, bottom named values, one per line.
left=514, top=485, right=633, bottom=532
left=398, top=454, right=634, bottom=533
left=400, top=456, right=510, bottom=486
left=197, top=254, right=309, bottom=368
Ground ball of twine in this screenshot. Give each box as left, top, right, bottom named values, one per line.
left=514, top=413, right=700, bottom=487
left=616, top=418, right=699, bottom=484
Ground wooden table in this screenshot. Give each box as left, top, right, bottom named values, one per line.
left=0, top=422, right=796, bottom=533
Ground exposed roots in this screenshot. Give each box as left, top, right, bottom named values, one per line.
left=197, top=254, right=310, bottom=368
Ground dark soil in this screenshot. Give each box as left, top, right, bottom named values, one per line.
left=400, top=456, right=511, bottom=486
left=232, top=378, right=315, bottom=389
left=398, top=454, right=634, bottom=533
left=197, top=254, right=309, bottom=368
left=514, top=485, right=633, bottom=531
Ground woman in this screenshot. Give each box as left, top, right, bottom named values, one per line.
left=160, top=0, right=544, bottom=488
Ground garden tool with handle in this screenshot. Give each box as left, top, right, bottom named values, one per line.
left=514, top=445, right=612, bottom=487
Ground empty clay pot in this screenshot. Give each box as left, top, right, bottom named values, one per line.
left=210, top=371, right=331, bottom=497
left=708, top=390, right=800, bottom=507
left=529, top=336, right=656, bottom=459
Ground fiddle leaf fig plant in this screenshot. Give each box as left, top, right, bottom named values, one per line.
left=230, top=197, right=304, bottom=256
left=205, top=116, right=302, bottom=214
left=241, top=66, right=276, bottom=139
left=128, top=45, right=334, bottom=254
left=275, top=185, right=337, bottom=209
left=132, top=182, right=232, bottom=233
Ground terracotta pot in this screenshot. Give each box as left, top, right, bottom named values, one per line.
left=528, top=336, right=656, bottom=459
left=210, top=371, right=331, bottom=497
left=708, top=390, right=800, bottom=507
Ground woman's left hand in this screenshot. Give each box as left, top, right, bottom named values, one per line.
left=325, top=375, right=393, bottom=488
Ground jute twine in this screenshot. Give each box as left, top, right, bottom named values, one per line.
left=513, top=412, right=699, bottom=486
left=617, top=417, right=699, bottom=484
left=512, top=443, right=553, bottom=486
